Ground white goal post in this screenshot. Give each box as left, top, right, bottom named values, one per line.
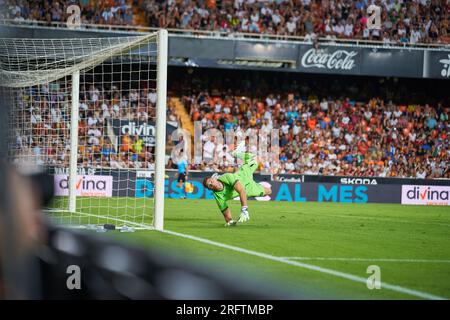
left=1, top=30, right=168, bottom=231
left=154, top=30, right=168, bottom=231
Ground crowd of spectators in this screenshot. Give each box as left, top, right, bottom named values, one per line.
left=183, top=81, right=449, bottom=179
left=9, top=70, right=450, bottom=179
left=11, top=82, right=180, bottom=170
left=145, top=0, right=450, bottom=44
left=3, top=0, right=449, bottom=45
left=3, top=0, right=136, bottom=26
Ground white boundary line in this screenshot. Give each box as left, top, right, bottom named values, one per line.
left=280, top=257, right=450, bottom=263
left=284, top=211, right=450, bottom=227
left=161, top=229, right=446, bottom=300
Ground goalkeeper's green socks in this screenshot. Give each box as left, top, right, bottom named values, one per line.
left=234, top=152, right=255, bottom=162
left=231, top=141, right=256, bottom=162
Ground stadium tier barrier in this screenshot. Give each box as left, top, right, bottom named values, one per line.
left=2, top=24, right=450, bottom=80
left=49, top=168, right=450, bottom=206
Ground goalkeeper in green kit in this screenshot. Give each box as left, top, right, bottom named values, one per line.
left=202, top=142, right=272, bottom=226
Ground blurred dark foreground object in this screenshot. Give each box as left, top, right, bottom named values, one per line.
left=37, top=225, right=294, bottom=300
left=28, top=171, right=55, bottom=208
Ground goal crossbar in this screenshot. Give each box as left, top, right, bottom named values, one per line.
left=0, top=35, right=157, bottom=88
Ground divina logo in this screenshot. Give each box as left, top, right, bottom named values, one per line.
left=54, top=175, right=113, bottom=197
left=59, top=176, right=107, bottom=191
left=121, top=122, right=155, bottom=136
left=406, top=187, right=449, bottom=201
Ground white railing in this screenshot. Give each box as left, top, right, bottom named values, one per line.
left=2, top=19, right=450, bottom=51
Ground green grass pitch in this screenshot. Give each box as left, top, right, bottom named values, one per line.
left=49, top=198, right=450, bottom=299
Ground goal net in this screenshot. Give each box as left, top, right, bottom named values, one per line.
left=1, top=31, right=168, bottom=231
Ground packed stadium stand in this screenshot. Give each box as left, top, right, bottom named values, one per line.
left=180, top=70, right=449, bottom=179
left=3, top=0, right=449, bottom=44
left=10, top=67, right=449, bottom=179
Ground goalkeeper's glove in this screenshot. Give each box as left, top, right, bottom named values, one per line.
left=238, top=206, right=250, bottom=223
left=225, top=220, right=237, bottom=227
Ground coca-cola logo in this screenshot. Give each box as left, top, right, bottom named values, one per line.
left=301, top=48, right=357, bottom=70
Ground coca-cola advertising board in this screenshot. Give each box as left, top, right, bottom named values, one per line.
left=298, top=47, right=361, bottom=74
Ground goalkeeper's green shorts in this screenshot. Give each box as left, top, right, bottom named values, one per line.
left=244, top=180, right=265, bottom=198
left=237, top=153, right=264, bottom=197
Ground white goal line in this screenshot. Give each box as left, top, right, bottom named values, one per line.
left=279, top=257, right=450, bottom=264
left=276, top=209, right=450, bottom=228
left=46, top=210, right=154, bottom=231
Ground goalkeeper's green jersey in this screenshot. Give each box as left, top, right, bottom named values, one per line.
left=213, top=173, right=242, bottom=212
left=212, top=158, right=265, bottom=212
